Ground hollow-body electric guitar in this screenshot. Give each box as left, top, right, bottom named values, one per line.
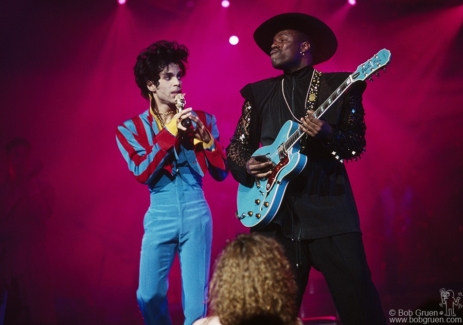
left=236, top=49, right=391, bottom=228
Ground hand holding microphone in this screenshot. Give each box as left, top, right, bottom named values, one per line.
left=175, top=93, right=193, bottom=128
left=174, top=93, right=211, bottom=143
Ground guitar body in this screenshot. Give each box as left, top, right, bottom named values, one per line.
left=237, top=120, right=307, bottom=228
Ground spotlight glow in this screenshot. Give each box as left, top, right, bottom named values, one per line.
left=229, top=35, right=239, bottom=45
left=118, top=0, right=126, bottom=4
left=348, top=0, right=356, bottom=5
left=221, top=0, right=230, bottom=8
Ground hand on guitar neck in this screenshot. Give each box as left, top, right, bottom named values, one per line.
left=300, top=110, right=334, bottom=140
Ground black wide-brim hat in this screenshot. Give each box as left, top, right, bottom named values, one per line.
left=253, top=13, right=338, bottom=65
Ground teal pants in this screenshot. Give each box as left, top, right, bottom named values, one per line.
left=136, top=173, right=212, bottom=325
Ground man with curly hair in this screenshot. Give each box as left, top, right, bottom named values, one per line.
left=116, top=40, right=228, bottom=325
left=226, top=13, right=385, bottom=325
left=194, top=234, right=302, bottom=325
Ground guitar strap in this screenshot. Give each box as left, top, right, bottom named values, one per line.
left=301, top=69, right=322, bottom=150
left=306, top=69, right=322, bottom=112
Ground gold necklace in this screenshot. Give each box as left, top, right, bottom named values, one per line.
left=157, top=110, right=175, bottom=116
left=281, top=69, right=321, bottom=122
left=150, top=107, right=176, bottom=129
left=148, top=93, right=176, bottom=128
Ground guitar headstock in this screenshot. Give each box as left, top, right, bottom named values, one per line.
left=351, top=49, right=391, bottom=82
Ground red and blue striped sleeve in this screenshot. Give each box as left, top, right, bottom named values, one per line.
left=116, top=113, right=179, bottom=184
left=195, top=111, right=228, bottom=181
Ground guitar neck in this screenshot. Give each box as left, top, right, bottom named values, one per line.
left=313, top=75, right=355, bottom=119
left=282, top=74, right=357, bottom=153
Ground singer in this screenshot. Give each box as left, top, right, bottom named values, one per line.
left=116, top=40, right=228, bottom=325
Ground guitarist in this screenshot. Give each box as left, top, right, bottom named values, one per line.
left=226, top=13, right=386, bottom=325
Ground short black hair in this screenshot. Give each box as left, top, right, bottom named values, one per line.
left=134, top=40, right=189, bottom=99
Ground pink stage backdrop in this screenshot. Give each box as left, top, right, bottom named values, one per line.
left=1, top=0, right=462, bottom=323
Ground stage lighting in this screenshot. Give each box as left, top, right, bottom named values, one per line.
left=221, top=0, right=230, bottom=8
left=348, top=0, right=356, bottom=5
left=229, top=35, right=239, bottom=45
left=118, top=0, right=126, bottom=4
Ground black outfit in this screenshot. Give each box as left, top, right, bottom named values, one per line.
left=226, top=65, right=386, bottom=325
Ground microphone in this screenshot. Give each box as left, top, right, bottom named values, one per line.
left=182, top=117, right=192, bottom=128
left=174, top=93, right=193, bottom=128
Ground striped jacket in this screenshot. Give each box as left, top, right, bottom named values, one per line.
left=116, top=109, right=228, bottom=184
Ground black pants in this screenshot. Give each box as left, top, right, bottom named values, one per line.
left=258, top=229, right=386, bottom=325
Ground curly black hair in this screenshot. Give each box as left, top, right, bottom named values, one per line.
left=134, top=40, right=189, bottom=99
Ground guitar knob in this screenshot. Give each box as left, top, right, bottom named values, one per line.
left=255, top=199, right=260, bottom=204
left=264, top=202, right=269, bottom=207
left=256, top=213, right=261, bottom=219
left=247, top=211, right=253, bottom=216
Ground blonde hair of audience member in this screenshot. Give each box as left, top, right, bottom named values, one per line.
left=195, top=234, right=300, bottom=325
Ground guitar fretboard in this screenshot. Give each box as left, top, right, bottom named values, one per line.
left=313, top=78, right=352, bottom=119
